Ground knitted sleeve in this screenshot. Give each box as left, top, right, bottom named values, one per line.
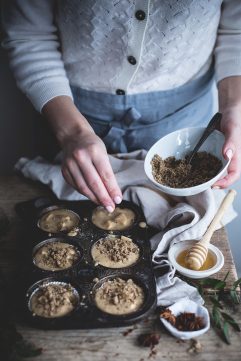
left=215, top=0, right=241, bottom=83
left=1, top=0, right=73, bottom=112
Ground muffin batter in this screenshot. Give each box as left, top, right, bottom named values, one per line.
left=91, top=235, right=140, bottom=268
left=38, top=208, right=79, bottom=233
left=92, top=206, right=135, bottom=231
left=30, top=283, right=78, bottom=318
left=94, top=277, right=144, bottom=315
left=33, top=241, right=80, bottom=271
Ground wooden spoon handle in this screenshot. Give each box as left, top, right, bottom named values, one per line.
left=200, top=189, right=237, bottom=246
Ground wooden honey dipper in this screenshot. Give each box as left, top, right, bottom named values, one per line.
left=185, top=189, right=237, bottom=270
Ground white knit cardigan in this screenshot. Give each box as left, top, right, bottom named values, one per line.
left=2, top=0, right=241, bottom=112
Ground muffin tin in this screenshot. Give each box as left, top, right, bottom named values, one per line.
left=15, top=197, right=157, bottom=329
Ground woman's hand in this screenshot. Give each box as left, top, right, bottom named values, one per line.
left=213, top=76, right=241, bottom=189
left=42, top=96, right=122, bottom=211
left=61, top=129, right=122, bottom=211
left=213, top=105, right=241, bottom=189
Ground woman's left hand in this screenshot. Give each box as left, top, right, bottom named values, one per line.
left=213, top=106, right=241, bottom=188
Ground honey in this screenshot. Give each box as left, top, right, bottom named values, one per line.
left=176, top=249, right=216, bottom=271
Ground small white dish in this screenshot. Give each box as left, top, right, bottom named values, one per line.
left=144, top=127, right=230, bottom=196
left=160, top=298, right=210, bottom=340
left=168, top=240, right=224, bottom=279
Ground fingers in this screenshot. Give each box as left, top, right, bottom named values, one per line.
left=212, top=119, right=241, bottom=189
left=212, top=134, right=241, bottom=188
left=222, top=139, right=234, bottom=162
left=213, top=153, right=241, bottom=188
left=213, top=172, right=239, bottom=189
left=61, top=166, right=76, bottom=190
left=74, top=158, right=116, bottom=211
left=62, top=160, right=99, bottom=204
left=93, top=154, right=122, bottom=204
left=69, top=149, right=117, bottom=210
left=61, top=133, right=122, bottom=210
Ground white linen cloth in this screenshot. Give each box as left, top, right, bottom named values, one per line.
left=2, top=0, right=241, bottom=112
left=15, top=150, right=237, bottom=306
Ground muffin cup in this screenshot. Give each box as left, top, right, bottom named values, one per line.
left=90, top=274, right=152, bottom=322
left=90, top=234, right=142, bottom=269
left=37, top=206, right=80, bottom=234
left=32, top=237, right=83, bottom=276
left=89, top=203, right=142, bottom=233
left=26, top=278, right=80, bottom=321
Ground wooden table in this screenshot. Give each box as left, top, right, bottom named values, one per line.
left=0, top=175, right=240, bottom=361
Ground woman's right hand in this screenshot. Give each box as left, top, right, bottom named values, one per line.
left=61, top=128, right=122, bottom=212
left=42, top=96, right=122, bottom=212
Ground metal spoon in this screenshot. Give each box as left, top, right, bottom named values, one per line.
left=186, top=112, right=222, bottom=165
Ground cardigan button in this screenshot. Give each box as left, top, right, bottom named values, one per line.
left=127, top=56, right=137, bottom=65
left=135, top=10, right=146, bottom=21
left=116, top=89, right=125, bottom=95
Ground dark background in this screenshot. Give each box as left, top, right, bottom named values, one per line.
left=0, top=0, right=58, bottom=174
left=0, top=36, right=38, bottom=174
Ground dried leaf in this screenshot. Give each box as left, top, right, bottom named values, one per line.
left=221, top=312, right=241, bottom=332
left=232, top=277, right=241, bottom=291
left=209, top=296, right=223, bottom=309
left=211, top=306, right=222, bottom=329
left=219, top=291, right=238, bottom=311
left=212, top=280, right=226, bottom=290
left=199, top=278, right=226, bottom=290
left=222, top=321, right=231, bottom=345
left=223, top=271, right=230, bottom=282
left=230, top=290, right=240, bottom=305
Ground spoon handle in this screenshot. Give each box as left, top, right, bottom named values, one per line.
left=186, top=112, right=222, bottom=164
left=200, top=189, right=237, bottom=246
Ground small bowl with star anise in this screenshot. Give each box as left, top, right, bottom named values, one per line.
left=160, top=298, right=210, bottom=340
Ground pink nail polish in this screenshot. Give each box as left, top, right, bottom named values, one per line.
left=226, top=149, right=233, bottom=160
left=114, top=196, right=122, bottom=204
left=106, top=205, right=114, bottom=213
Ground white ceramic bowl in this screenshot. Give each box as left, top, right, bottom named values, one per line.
left=168, top=240, right=224, bottom=279
left=160, top=298, right=210, bottom=340
left=144, top=127, right=230, bottom=196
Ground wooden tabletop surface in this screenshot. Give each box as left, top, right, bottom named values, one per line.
left=0, top=175, right=240, bottom=361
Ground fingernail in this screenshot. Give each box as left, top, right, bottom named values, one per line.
left=226, top=148, right=233, bottom=160
left=106, top=205, right=114, bottom=213
left=114, top=196, right=122, bottom=204
left=212, top=186, right=220, bottom=189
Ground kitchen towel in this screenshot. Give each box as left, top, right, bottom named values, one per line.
left=15, top=150, right=237, bottom=306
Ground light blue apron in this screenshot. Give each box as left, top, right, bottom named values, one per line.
left=71, top=66, right=214, bottom=153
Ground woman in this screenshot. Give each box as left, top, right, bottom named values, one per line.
left=2, top=0, right=241, bottom=212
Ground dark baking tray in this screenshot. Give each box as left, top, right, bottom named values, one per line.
left=15, top=197, right=157, bottom=329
